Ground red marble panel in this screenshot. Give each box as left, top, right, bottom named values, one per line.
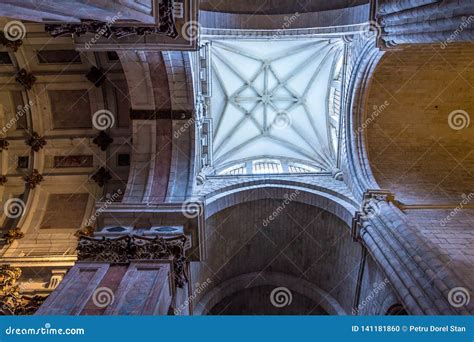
left=104, top=261, right=173, bottom=315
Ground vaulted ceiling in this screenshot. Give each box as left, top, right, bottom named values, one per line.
left=209, top=39, right=344, bottom=172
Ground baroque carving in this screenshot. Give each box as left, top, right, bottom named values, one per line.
left=25, top=132, right=47, bottom=152
left=74, top=225, right=95, bottom=238
left=24, top=169, right=43, bottom=189
left=0, top=265, right=46, bottom=315
left=45, top=0, right=178, bottom=39
left=15, top=69, right=36, bottom=91
left=2, top=228, right=25, bottom=245
left=0, top=175, right=7, bottom=185
left=77, top=234, right=188, bottom=287
left=77, top=235, right=129, bottom=263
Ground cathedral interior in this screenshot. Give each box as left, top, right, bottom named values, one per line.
left=0, top=0, right=472, bottom=316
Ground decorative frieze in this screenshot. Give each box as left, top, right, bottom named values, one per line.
left=77, top=234, right=188, bottom=287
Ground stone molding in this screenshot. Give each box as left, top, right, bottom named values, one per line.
left=77, top=234, right=188, bottom=287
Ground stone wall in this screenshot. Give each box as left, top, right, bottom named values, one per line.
left=365, top=43, right=474, bottom=204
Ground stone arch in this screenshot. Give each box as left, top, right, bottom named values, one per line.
left=191, top=179, right=364, bottom=314
left=201, top=179, right=358, bottom=226
left=343, top=38, right=385, bottom=199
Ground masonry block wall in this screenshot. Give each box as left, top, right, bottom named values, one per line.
left=364, top=43, right=474, bottom=297
left=365, top=43, right=474, bottom=204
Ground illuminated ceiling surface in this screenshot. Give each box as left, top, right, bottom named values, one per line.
left=209, top=38, right=344, bottom=172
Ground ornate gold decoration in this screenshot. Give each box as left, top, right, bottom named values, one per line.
left=2, top=228, right=24, bottom=245
left=77, top=234, right=188, bottom=287
left=24, top=169, right=43, bottom=189
left=15, top=69, right=36, bottom=91
left=74, top=225, right=95, bottom=238
left=0, top=264, right=21, bottom=291
left=0, top=264, right=46, bottom=315
left=0, top=175, right=7, bottom=185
